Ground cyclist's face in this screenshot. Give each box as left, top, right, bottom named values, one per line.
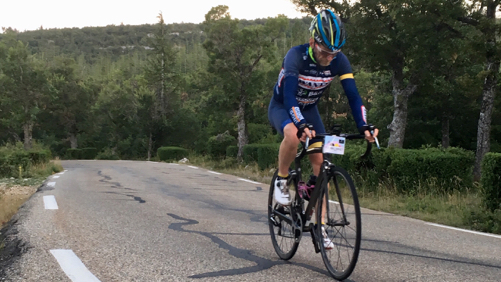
left=311, top=40, right=340, bottom=66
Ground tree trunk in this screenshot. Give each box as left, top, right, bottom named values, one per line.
left=387, top=73, right=417, bottom=148
left=441, top=114, right=450, bottom=149
left=69, top=133, right=78, bottom=149
left=473, top=1, right=499, bottom=181
left=147, top=131, right=153, bottom=161
left=473, top=62, right=498, bottom=181
left=236, top=90, right=248, bottom=162
left=23, top=121, right=34, bottom=150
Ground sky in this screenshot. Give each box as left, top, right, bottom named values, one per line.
left=0, top=0, right=308, bottom=33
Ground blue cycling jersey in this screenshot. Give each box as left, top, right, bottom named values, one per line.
left=272, top=43, right=367, bottom=130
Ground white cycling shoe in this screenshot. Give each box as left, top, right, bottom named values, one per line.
left=274, top=177, right=291, bottom=206
left=322, top=226, right=334, bottom=250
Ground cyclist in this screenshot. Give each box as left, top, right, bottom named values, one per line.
left=268, top=9, right=379, bottom=247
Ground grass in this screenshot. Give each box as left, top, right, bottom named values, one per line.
left=0, top=160, right=63, bottom=229
left=183, top=154, right=501, bottom=234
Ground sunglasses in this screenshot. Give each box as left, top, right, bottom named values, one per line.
left=315, top=43, right=340, bottom=56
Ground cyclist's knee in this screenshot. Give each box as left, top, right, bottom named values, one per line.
left=283, top=123, right=300, bottom=146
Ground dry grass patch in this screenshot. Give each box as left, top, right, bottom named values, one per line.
left=0, top=184, right=38, bottom=227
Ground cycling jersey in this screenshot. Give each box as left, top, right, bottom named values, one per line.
left=272, top=43, right=367, bottom=130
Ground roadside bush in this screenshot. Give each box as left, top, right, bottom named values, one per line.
left=157, top=146, right=188, bottom=162
left=247, top=123, right=272, bottom=144
left=28, top=149, right=52, bottom=164
left=96, top=148, right=120, bottom=160
left=207, top=131, right=236, bottom=158
left=0, top=150, right=30, bottom=177
left=226, top=146, right=238, bottom=158
left=481, top=153, right=501, bottom=212
left=257, top=144, right=281, bottom=170
left=66, top=148, right=82, bottom=159
left=81, top=148, right=98, bottom=160
left=243, top=144, right=264, bottom=163
left=332, top=146, right=474, bottom=194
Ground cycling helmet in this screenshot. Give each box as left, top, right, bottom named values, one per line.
left=309, top=9, right=346, bottom=51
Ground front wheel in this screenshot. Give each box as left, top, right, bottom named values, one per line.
left=317, top=166, right=362, bottom=280
left=268, top=170, right=300, bottom=260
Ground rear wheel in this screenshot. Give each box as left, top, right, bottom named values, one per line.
left=268, top=170, right=301, bottom=260
left=317, top=166, right=361, bottom=280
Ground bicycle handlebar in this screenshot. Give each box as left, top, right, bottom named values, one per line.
left=305, top=133, right=373, bottom=158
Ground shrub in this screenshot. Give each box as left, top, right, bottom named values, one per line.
left=207, top=131, right=236, bottom=158
left=28, top=149, right=52, bottom=164
left=81, top=148, right=98, bottom=160
left=247, top=123, right=272, bottom=144
left=157, top=146, right=188, bottom=162
left=66, top=148, right=82, bottom=159
left=243, top=144, right=264, bottom=163
left=0, top=150, right=30, bottom=177
left=226, top=146, right=238, bottom=158
left=481, top=153, right=501, bottom=212
left=96, top=148, right=120, bottom=160
left=257, top=144, right=281, bottom=170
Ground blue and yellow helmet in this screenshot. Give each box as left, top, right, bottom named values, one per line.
left=309, top=9, right=346, bottom=51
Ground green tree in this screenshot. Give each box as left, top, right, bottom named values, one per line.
left=0, top=31, right=51, bottom=150
left=202, top=5, right=288, bottom=160
left=458, top=0, right=501, bottom=180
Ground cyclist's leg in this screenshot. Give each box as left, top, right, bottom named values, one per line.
left=302, top=106, right=328, bottom=224
left=302, top=105, right=326, bottom=176
left=268, top=99, right=300, bottom=177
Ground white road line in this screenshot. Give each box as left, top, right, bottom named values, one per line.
left=238, top=178, right=260, bottom=184
left=328, top=200, right=339, bottom=204
left=208, top=171, right=222, bottom=175
left=188, top=166, right=198, bottom=169
left=47, top=182, right=56, bottom=187
left=52, top=176, right=60, bottom=179
left=43, top=196, right=59, bottom=210
left=64, top=170, right=68, bottom=172
left=50, top=250, right=101, bottom=282
left=427, top=223, right=501, bottom=239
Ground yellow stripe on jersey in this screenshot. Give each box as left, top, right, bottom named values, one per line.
left=340, top=73, right=354, bottom=80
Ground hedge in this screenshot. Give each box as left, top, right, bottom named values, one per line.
left=157, top=146, right=188, bottom=162
left=28, top=149, right=52, bottom=164
left=226, top=146, right=238, bottom=158
left=66, top=148, right=82, bottom=159
left=207, top=131, right=236, bottom=158
left=481, top=153, right=501, bottom=212
left=330, top=146, right=474, bottom=194
left=257, top=144, right=281, bottom=170
left=81, top=148, right=98, bottom=160
left=243, top=144, right=265, bottom=163
left=0, top=150, right=30, bottom=177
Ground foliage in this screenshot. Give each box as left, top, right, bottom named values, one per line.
left=81, top=148, right=98, bottom=160
left=207, top=131, right=236, bottom=158
left=481, top=153, right=501, bottom=212
left=257, top=143, right=281, bottom=170
left=66, top=149, right=82, bottom=160
left=157, top=146, right=189, bottom=162
left=226, top=146, right=238, bottom=158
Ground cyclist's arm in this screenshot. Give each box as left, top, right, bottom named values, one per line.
left=335, top=53, right=368, bottom=131
left=281, top=48, right=306, bottom=127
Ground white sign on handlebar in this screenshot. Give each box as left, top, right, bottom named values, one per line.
left=323, top=135, right=346, bottom=155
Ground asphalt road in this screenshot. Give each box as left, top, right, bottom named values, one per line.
left=0, top=160, right=500, bottom=281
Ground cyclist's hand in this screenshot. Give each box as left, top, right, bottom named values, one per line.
left=364, top=128, right=378, bottom=143
left=360, top=124, right=379, bottom=143
left=297, top=123, right=315, bottom=142
left=300, top=128, right=316, bottom=142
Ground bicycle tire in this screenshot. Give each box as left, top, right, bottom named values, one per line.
left=317, top=166, right=361, bottom=280
left=268, top=170, right=301, bottom=260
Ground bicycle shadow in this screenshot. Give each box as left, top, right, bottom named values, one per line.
left=167, top=213, right=343, bottom=280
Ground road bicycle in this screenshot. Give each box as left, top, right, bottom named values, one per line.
left=268, top=124, right=376, bottom=280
